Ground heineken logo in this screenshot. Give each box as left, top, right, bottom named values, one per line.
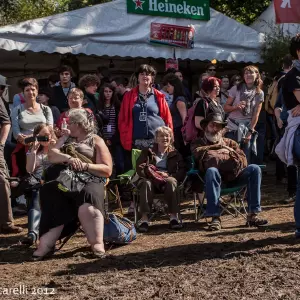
left=128, top=0, right=210, bottom=21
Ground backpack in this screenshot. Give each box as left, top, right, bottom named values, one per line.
left=265, top=75, right=285, bottom=114
left=18, top=93, right=25, bottom=104
left=198, top=144, right=247, bottom=182
left=181, top=98, right=208, bottom=143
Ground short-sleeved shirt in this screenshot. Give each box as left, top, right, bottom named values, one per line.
left=170, top=96, right=186, bottom=129
left=227, top=84, right=264, bottom=131
left=132, top=90, right=165, bottom=140
left=0, top=97, right=10, bottom=126
left=11, top=104, right=53, bottom=139
left=282, top=67, right=300, bottom=110
left=194, top=96, right=225, bottom=120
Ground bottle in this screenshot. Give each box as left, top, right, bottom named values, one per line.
left=61, top=118, right=67, bottom=130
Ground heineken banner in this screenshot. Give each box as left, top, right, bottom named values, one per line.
left=150, top=23, right=195, bottom=49
left=127, top=0, right=210, bottom=21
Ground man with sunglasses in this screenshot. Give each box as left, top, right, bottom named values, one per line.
left=206, top=63, right=217, bottom=77
left=0, top=75, right=22, bottom=233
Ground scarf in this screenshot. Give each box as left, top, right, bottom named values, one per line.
left=239, top=83, right=257, bottom=116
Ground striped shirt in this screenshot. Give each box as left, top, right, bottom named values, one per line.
left=103, top=105, right=116, bottom=140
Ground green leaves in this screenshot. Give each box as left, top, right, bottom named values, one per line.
left=210, top=0, right=271, bottom=25
left=261, top=26, right=292, bottom=73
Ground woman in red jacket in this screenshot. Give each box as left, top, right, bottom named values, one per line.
left=118, top=64, right=173, bottom=153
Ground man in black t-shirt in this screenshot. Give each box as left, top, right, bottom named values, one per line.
left=0, top=76, right=22, bottom=234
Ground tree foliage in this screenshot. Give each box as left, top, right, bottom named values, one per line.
left=210, top=0, right=271, bottom=26
left=0, top=0, right=272, bottom=26
left=261, top=26, right=292, bottom=74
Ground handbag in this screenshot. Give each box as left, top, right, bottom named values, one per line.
left=10, top=173, right=41, bottom=199
left=140, top=163, right=167, bottom=190
left=103, top=183, right=136, bottom=244
left=104, top=213, right=136, bottom=244
left=56, top=168, right=93, bottom=193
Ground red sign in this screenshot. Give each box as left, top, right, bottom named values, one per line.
left=150, top=23, right=195, bottom=49
left=274, top=0, right=300, bottom=24
left=165, top=59, right=179, bottom=71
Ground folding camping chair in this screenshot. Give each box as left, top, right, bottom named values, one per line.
left=194, top=164, right=266, bottom=222
left=132, top=149, right=184, bottom=226
left=105, top=149, right=142, bottom=212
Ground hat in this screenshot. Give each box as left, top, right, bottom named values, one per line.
left=200, top=113, right=227, bottom=129
left=0, top=75, right=10, bottom=87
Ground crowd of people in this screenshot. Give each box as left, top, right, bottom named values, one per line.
left=0, top=33, right=300, bottom=259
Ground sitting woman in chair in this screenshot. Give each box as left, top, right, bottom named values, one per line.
left=32, top=109, right=112, bottom=260
left=136, top=126, right=185, bottom=232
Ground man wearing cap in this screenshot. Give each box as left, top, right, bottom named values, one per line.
left=0, top=75, right=22, bottom=233
left=191, top=113, right=268, bottom=231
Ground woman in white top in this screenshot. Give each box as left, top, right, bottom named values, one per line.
left=11, top=78, right=53, bottom=177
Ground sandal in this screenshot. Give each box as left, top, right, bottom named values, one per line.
left=32, top=246, right=55, bottom=261
left=209, top=217, right=222, bottom=231
left=92, top=250, right=107, bottom=259
left=246, top=215, right=268, bottom=227
left=169, top=219, right=183, bottom=230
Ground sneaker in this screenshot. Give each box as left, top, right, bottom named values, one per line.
left=209, top=217, right=222, bottom=231
left=0, top=225, right=23, bottom=234
left=137, top=220, right=149, bottom=233
left=282, top=194, right=296, bottom=204
left=246, top=215, right=268, bottom=227
left=169, top=219, right=183, bottom=230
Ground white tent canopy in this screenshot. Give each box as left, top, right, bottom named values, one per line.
left=0, top=0, right=264, bottom=62
left=251, top=1, right=300, bottom=35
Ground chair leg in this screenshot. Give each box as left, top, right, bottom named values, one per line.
left=133, top=191, right=139, bottom=225
left=193, top=192, right=197, bottom=222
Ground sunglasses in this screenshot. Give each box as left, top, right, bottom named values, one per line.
left=0, top=85, right=6, bottom=90
left=208, top=69, right=216, bottom=72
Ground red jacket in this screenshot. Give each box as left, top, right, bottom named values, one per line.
left=118, top=86, right=173, bottom=151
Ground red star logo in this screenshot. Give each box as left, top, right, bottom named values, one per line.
left=133, top=0, right=144, bottom=10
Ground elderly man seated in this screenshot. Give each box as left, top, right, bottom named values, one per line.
left=191, top=113, right=268, bottom=230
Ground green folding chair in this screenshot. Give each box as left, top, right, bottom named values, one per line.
left=106, top=149, right=142, bottom=211
left=195, top=164, right=266, bottom=222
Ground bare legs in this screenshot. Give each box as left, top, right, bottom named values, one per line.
left=33, top=203, right=105, bottom=257
left=78, top=203, right=105, bottom=253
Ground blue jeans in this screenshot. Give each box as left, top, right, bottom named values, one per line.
left=293, top=126, right=300, bottom=228
left=204, top=165, right=262, bottom=217
left=225, top=131, right=255, bottom=163
left=253, top=121, right=266, bottom=165
left=25, top=190, right=41, bottom=237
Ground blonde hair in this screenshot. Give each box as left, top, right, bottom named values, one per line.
left=154, top=126, right=174, bottom=144
left=68, top=109, right=96, bottom=134
left=68, top=88, right=84, bottom=99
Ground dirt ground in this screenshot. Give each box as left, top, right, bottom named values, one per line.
left=0, top=164, right=300, bottom=300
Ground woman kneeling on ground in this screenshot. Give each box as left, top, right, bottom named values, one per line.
left=33, top=109, right=112, bottom=260
left=136, top=126, right=186, bottom=232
